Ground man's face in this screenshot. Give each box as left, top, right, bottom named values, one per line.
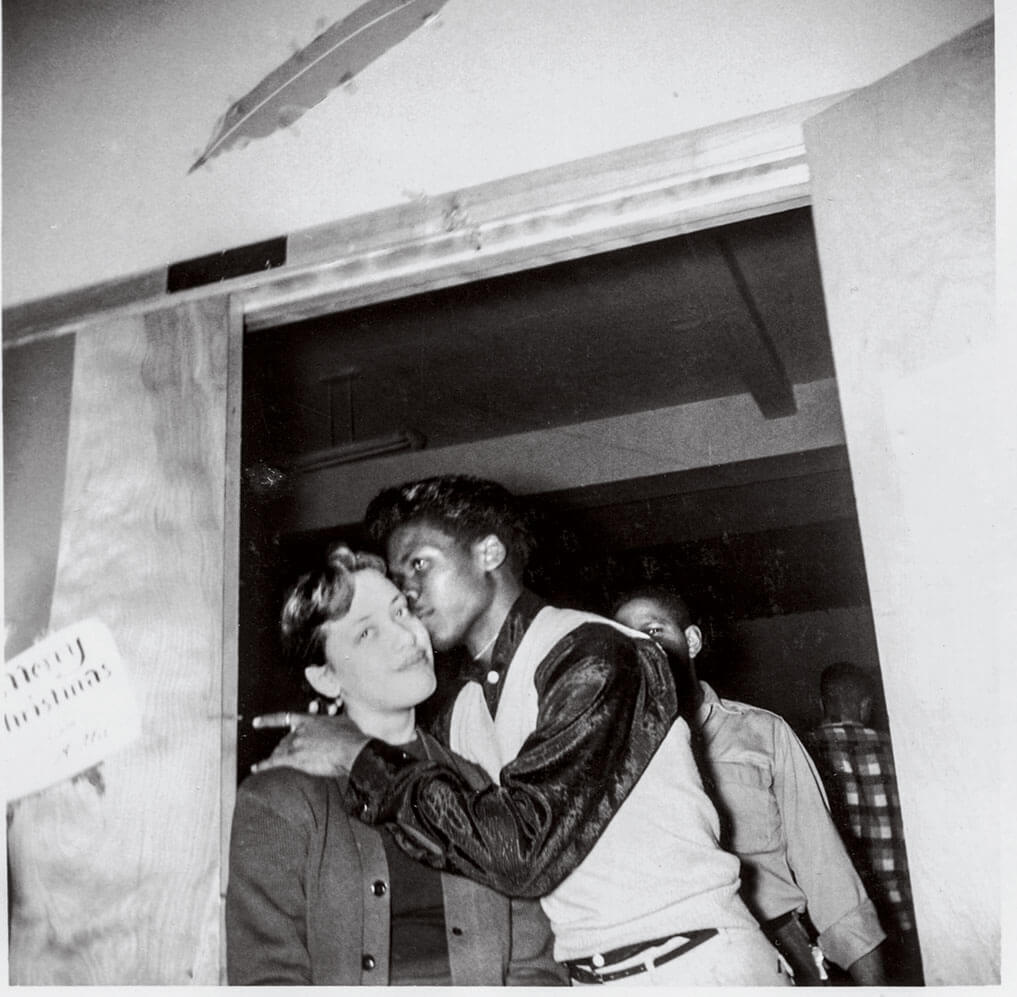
left=613, top=596, right=690, bottom=662
left=386, top=522, right=494, bottom=652
left=320, top=568, right=436, bottom=714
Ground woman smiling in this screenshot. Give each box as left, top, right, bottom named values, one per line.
left=226, top=545, right=563, bottom=986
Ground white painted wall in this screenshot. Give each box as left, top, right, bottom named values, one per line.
left=2, top=0, right=991, bottom=306
left=806, top=21, right=1002, bottom=984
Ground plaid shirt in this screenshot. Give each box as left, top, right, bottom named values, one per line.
left=809, top=721, right=915, bottom=934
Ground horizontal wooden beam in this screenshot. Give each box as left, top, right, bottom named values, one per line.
left=536, top=444, right=850, bottom=510
left=4, top=91, right=850, bottom=348
left=714, top=231, right=797, bottom=417
left=545, top=467, right=859, bottom=549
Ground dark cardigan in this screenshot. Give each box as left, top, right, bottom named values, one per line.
left=225, top=730, right=565, bottom=985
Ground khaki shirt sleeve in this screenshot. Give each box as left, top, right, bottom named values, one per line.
left=773, top=721, right=886, bottom=968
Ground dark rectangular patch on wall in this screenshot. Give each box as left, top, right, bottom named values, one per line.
left=3, top=333, right=77, bottom=658
left=167, top=236, right=287, bottom=292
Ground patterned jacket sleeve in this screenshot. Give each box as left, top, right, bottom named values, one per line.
left=347, top=622, right=677, bottom=897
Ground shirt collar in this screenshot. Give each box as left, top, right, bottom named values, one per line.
left=696, top=680, right=739, bottom=725
left=468, top=589, right=545, bottom=683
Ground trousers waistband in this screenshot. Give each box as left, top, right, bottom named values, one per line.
left=565, top=929, right=719, bottom=984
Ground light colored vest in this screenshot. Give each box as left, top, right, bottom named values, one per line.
left=448, top=605, right=756, bottom=961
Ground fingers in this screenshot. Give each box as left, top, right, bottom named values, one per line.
left=250, top=746, right=344, bottom=778
left=254, top=711, right=310, bottom=731
left=249, top=712, right=303, bottom=774
left=252, top=712, right=293, bottom=730
left=250, top=755, right=279, bottom=774
left=250, top=731, right=296, bottom=773
left=247, top=713, right=364, bottom=776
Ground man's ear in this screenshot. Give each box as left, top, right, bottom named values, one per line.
left=305, top=664, right=342, bottom=698
left=685, top=625, right=704, bottom=659
left=473, top=534, right=507, bottom=572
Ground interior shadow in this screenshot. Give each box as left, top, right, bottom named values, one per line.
left=236, top=204, right=920, bottom=982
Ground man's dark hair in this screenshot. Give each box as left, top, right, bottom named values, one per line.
left=610, top=582, right=704, bottom=753
left=364, top=475, right=535, bottom=576
left=820, top=661, right=874, bottom=719
left=610, top=584, right=695, bottom=630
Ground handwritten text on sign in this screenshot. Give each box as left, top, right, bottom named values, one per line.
left=3, top=619, right=140, bottom=800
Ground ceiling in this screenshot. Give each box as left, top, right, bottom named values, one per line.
left=243, top=207, right=834, bottom=466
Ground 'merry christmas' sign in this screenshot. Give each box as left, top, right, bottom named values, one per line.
left=3, top=619, right=140, bottom=800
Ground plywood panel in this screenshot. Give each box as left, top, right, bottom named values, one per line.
left=805, top=19, right=997, bottom=985
left=7, top=296, right=239, bottom=984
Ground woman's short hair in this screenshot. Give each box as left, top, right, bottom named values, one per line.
left=280, top=544, right=386, bottom=666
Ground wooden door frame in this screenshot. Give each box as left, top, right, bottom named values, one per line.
left=218, top=295, right=245, bottom=983
left=216, top=94, right=844, bottom=981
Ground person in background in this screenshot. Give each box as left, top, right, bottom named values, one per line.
left=810, top=662, right=923, bottom=986
left=612, top=584, right=887, bottom=986
left=226, top=544, right=566, bottom=987
left=254, top=475, right=789, bottom=986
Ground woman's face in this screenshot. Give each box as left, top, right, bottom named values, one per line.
left=319, top=569, right=436, bottom=716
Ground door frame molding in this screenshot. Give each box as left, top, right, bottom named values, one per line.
left=4, top=92, right=847, bottom=347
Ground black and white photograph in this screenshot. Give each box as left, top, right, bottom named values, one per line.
left=2, top=0, right=1006, bottom=987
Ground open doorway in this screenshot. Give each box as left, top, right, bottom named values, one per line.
left=239, top=205, right=883, bottom=760
left=237, top=201, right=920, bottom=981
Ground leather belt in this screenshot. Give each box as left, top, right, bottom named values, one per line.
left=566, top=929, right=719, bottom=984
